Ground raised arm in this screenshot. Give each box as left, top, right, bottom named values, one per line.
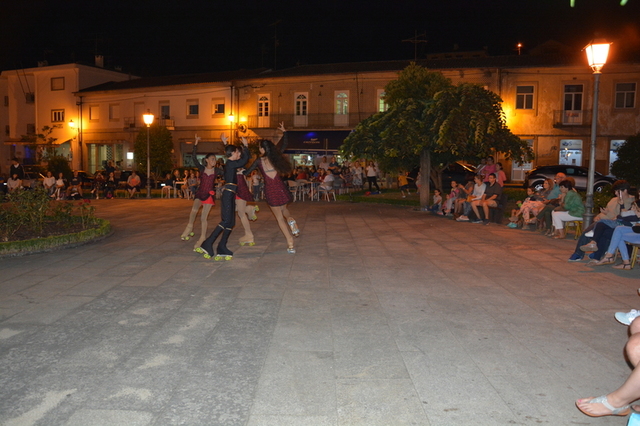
left=192, top=134, right=204, bottom=173
left=277, top=122, right=288, bottom=152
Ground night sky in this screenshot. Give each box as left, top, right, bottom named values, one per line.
left=1, top=0, right=639, bottom=77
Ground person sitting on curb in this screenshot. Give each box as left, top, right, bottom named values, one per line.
left=576, top=300, right=640, bottom=417
left=457, top=175, right=485, bottom=222
left=471, top=173, right=501, bottom=225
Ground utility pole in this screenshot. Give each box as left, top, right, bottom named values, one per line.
left=402, top=31, right=428, bottom=61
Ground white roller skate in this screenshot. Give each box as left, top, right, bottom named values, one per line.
left=287, top=246, right=296, bottom=254
left=288, top=218, right=300, bottom=237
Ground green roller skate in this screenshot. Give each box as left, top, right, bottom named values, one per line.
left=249, top=205, right=259, bottom=221
left=214, top=254, right=233, bottom=261
left=181, top=225, right=194, bottom=241
left=239, top=241, right=255, bottom=246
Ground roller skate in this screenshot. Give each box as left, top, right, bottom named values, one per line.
left=214, top=254, right=233, bottom=261
left=195, top=246, right=214, bottom=259
left=181, top=224, right=194, bottom=241
left=288, top=218, right=300, bottom=237
left=248, top=205, right=259, bottom=221
left=193, top=237, right=205, bottom=252
left=215, top=230, right=233, bottom=260
left=287, top=245, right=296, bottom=254
left=239, top=236, right=255, bottom=246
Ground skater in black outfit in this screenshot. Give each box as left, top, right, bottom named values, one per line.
left=197, top=135, right=249, bottom=260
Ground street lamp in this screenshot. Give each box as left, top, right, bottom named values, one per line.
left=143, top=110, right=154, bottom=198
left=582, top=39, right=610, bottom=228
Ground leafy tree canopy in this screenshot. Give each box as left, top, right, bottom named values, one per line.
left=610, top=133, right=640, bottom=187
left=341, top=63, right=533, bottom=206
left=134, top=124, right=174, bottom=177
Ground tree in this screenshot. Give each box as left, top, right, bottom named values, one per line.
left=134, top=124, right=174, bottom=177
left=610, top=133, right=640, bottom=187
left=341, top=63, right=533, bottom=208
left=21, top=125, right=62, bottom=163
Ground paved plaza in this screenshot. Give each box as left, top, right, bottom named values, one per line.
left=0, top=198, right=639, bottom=426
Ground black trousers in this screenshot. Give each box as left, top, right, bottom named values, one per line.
left=201, top=188, right=236, bottom=256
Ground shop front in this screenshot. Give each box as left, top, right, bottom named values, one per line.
left=283, top=130, right=351, bottom=167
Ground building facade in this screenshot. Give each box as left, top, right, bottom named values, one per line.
left=0, top=62, right=133, bottom=171
left=3, top=51, right=639, bottom=181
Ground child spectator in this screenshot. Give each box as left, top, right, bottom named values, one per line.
left=398, top=171, right=414, bottom=198
left=443, top=180, right=460, bottom=216
left=429, top=189, right=443, bottom=214
left=509, top=186, right=544, bottom=229
left=457, top=175, right=485, bottom=221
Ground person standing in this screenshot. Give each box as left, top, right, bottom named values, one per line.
left=366, top=161, right=380, bottom=192
left=236, top=168, right=259, bottom=246
left=244, top=123, right=299, bottom=254
left=198, top=135, right=249, bottom=260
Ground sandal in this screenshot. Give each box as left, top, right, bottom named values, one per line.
left=591, top=255, right=615, bottom=266
left=613, top=263, right=632, bottom=270
left=576, top=395, right=631, bottom=417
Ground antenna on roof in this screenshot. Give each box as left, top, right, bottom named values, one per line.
left=402, top=31, right=428, bottom=61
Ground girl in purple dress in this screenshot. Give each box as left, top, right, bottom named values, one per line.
left=181, top=135, right=217, bottom=250
left=235, top=168, right=259, bottom=246
left=246, top=123, right=299, bottom=253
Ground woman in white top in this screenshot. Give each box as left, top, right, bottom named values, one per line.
left=365, top=161, right=380, bottom=191
left=457, top=175, right=486, bottom=221
left=43, top=171, right=56, bottom=197
left=7, top=174, right=22, bottom=193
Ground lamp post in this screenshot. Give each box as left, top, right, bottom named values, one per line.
left=582, top=39, right=610, bottom=228
left=143, top=110, right=154, bottom=198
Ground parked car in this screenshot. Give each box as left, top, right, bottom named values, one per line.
left=523, top=165, right=617, bottom=192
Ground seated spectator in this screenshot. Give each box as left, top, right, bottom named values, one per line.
left=319, top=169, right=334, bottom=190
left=7, top=173, right=22, bottom=193
left=471, top=173, right=502, bottom=224
left=457, top=175, right=485, bottom=222
left=43, top=171, right=56, bottom=197
left=318, top=156, right=330, bottom=173
left=328, top=156, right=341, bottom=175
left=66, top=170, right=84, bottom=199
left=92, top=171, right=105, bottom=199
left=550, top=179, right=585, bottom=239
left=576, top=312, right=640, bottom=417
left=127, top=170, right=141, bottom=198
left=509, top=186, right=544, bottom=230
left=104, top=172, right=117, bottom=199
left=454, top=178, right=474, bottom=217
left=428, top=189, right=443, bottom=214
left=568, top=181, right=636, bottom=261
left=55, top=172, right=67, bottom=200
left=443, top=180, right=460, bottom=216
left=187, top=170, right=198, bottom=197
left=296, top=167, right=308, bottom=181
left=537, top=173, right=567, bottom=236
left=590, top=224, right=640, bottom=269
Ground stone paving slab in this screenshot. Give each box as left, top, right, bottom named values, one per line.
left=0, top=198, right=638, bottom=425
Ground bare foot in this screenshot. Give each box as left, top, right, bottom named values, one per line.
left=576, top=395, right=631, bottom=417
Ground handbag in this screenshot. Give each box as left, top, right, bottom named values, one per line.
left=633, top=224, right=640, bottom=234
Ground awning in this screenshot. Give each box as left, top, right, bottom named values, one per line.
left=283, top=130, right=351, bottom=155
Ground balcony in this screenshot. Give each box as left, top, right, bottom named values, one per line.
left=158, top=117, right=175, bottom=130
left=553, top=110, right=592, bottom=128
left=123, top=117, right=138, bottom=130
left=247, top=112, right=378, bottom=129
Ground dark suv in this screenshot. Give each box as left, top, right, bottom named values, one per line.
left=524, top=165, right=616, bottom=192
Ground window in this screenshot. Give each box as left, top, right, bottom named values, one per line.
left=51, top=77, right=65, bottom=91
left=5, top=125, right=9, bottom=136
left=3, top=96, right=7, bottom=107
left=51, top=109, right=65, bottom=122
left=26, top=123, right=35, bottom=135
left=295, top=94, right=307, bottom=116
left=335, top=91, right=348, bottom=114
left=564, top=85, right=583, bottom=111
left=211, top=99, right=225, bottom=116
left=258, top=96, right=269, bottom=117
left=187, top=99, right=199, bottom=118
left=377, top=89, right=388, bottom=112
left=615, top=83, right=636, bottom=109
left=109, top=104, right=120, bottom=121
left=515, top=86, right=534, bottom=109
left=89, top=105, right=99, bottom=121
left=159, top=102, right=170, bottom=119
